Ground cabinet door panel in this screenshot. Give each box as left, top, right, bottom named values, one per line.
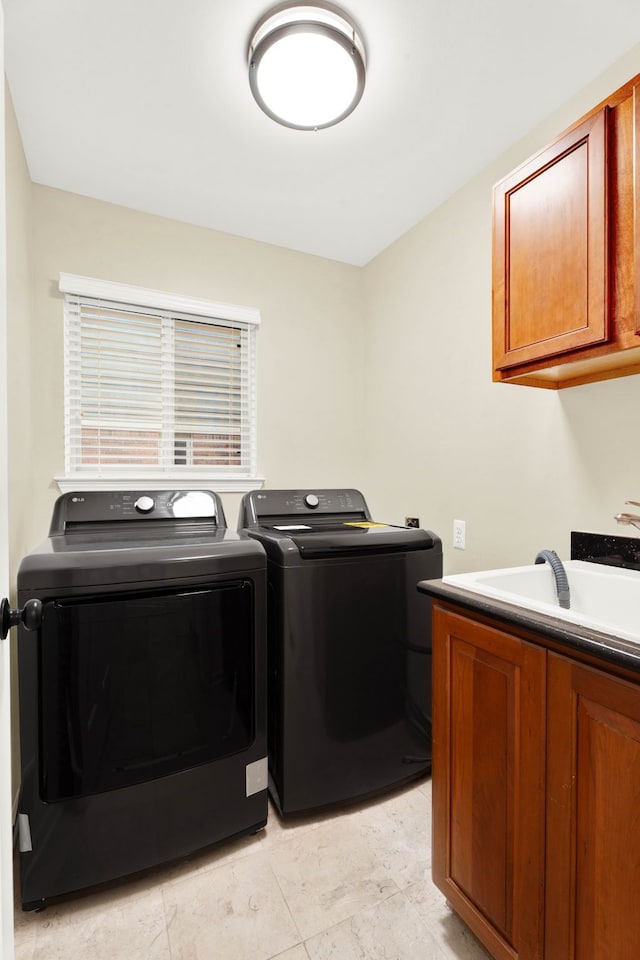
left=493, top=109, right=608, bottom=369
left=432, top=606, right=546, bottom=960
left=547, top=654, right=640, bottom=960
left=449, top=638, right=513, bottom=933
left=635, top=83, right=640, bottom=337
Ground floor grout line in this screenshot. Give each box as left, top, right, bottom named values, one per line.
left=264, top=855, right=306, bottom=950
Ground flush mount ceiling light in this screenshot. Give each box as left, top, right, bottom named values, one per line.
left=248, top=3, right=366, bottom=131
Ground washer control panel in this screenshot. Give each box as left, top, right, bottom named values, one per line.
left=249, top=489, right=368, bottom=520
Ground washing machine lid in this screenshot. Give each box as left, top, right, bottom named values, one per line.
left=280, top=524, right=434, bottom=558
left=240, top=488, right=435, bottom=559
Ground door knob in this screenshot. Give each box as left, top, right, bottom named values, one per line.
left=0, top=598, right=43, bottom=640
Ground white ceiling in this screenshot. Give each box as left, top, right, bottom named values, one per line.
left=4, top=1, right=640, bottom=266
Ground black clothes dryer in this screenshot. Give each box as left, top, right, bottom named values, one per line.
left=238, top=488, right=442, bottom=816
left=17, top=490, right=267, bottom=910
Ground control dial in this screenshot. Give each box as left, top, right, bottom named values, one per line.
left=134, top=495, right=155, bottom=514
left=304, top=493, right=319, bottom=509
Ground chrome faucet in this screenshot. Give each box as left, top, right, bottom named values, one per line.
left=614, top=501, right=640, bottom=532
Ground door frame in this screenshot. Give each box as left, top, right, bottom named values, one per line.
left=0, top=0, right=16, bottom=954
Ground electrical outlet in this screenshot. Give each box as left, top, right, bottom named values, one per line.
left=405, top=517, right=419, bottom=528
left=453, top=518, right=466, bottom=550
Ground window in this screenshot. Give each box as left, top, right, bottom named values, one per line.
left=58, top=274, right=260, bottom=492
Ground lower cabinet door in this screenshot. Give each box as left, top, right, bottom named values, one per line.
left=546, top=653, right=640, bottom=960
left=432, top=605, right=546, bottom=960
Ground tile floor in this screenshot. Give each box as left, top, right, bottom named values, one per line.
left=13, top=777, right=491, bottom=960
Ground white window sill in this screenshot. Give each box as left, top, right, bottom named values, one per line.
left=55, top=475, right=265, bottom=495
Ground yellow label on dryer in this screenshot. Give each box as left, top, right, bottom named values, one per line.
left=343, top=521, right=388, bottom=528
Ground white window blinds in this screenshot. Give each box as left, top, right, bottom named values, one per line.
left=61, top=277, right=258, bottom=483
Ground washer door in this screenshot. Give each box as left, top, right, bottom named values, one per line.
left=39, top=581, right=255, bottom=802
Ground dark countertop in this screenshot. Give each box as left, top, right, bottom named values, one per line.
left=418, top=535, right=640, bottom=676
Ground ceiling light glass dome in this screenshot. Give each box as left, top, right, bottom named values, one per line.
left=248, top=3, right=366, bottom=131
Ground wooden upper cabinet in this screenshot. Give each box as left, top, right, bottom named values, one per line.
left=493, top=110, right=608, bottom=370
left=492, top=74, right=640, bottom=389
left=635, top=83, right=640, bottom=338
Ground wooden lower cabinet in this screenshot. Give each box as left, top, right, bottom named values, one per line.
left=432, top=605, right=546, bottom=960
left=433, top=602, right=640, bottom=960
left=546, top=653, right=640, bottom=960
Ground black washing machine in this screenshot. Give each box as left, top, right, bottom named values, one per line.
left=238, top=488, right=442, bottom=815
left=17, top=490, right=267, bottom=910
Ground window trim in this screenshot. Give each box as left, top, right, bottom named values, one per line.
left=59, top=273, right=261, bottom=327
left=56, top=274, right=264, bottom=495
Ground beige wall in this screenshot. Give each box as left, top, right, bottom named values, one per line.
left=6, top=85, right=34, bottom=802
left=361, top=43, right=640, bottom=574
left=22, top=185, right=365, bottom=553
left=6, top=87, right=33, bottom=587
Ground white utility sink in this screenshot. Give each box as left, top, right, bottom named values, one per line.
left=444, top=559, right=640, bottom=643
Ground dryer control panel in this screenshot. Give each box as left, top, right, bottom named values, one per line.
left=49, top=490, right=222, bottom=534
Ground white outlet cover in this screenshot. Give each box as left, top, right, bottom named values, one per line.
left=453, top=519, right=466, bottom=550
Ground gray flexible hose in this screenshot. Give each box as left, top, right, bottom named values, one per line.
left=535, top=549, right=571, bottom=609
